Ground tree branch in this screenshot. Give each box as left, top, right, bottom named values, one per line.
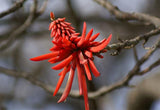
left=0, top=0, right=27, bottom=18
left=93, top=0, right=160, bottom=52
left=106, top=27, right=160, bottom=50
left=0, top=0, right=48, bottom=52
left=93, top=0, right=160, bottom=27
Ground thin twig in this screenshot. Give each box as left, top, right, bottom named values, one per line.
left=139, top=58, right=160, bottom=75
left=67, top=0, right=81, bottom=32
left=93, top=0, right=160, bottom=27
left=106, top=27, right=160, bottom=50
left=94, top=0, right=160, bottom=53
left=0, top=0, right=48, bottom=52
left=133, top=47, right=138, bottom=62
left=0, top=0, right=27, bottom=18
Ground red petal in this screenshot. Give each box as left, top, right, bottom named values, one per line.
left=101, top=49, right=107, bottom=53
left=51, top=30, right=56, bottom=37
left=57, top=28, right=61, bottom=35
left=96, top=54, right=104, bottom=58
left=84, top=63, right=92, bottom=80
left=76, top=59, right=83, bottom=95
left=89, top=34, right=112, bottom=52
left=53, top=66, right=69, bottom=96
left=60, top=22, right=67, bottom=27
left=50, top=45, right=61, bottom=51
left=82, top=71, right=89, bottom=110
left=58, top=65, right=71, bottom=76
left=66, top=30, right=71, bottom=36
left=49, top=22, right=54, bottom=30
left=53, top=25, right=57, bottom=30
left=64, top=21, right=71, bottom=25
left=78, top=51, right=87, bottom=64
left=72, top=33, right=80, bottom=36
left=49, top=50, right=72, bottom=63
left=50, top=12, right=55, bottom=20
left=52, top=54, right=73, bottom=70
left=88, top=59, right=100, bottom=77
left=85, top=29, right=93, bottom=41
left=89, top=33, right=100, bottom=42
left=57, top=60, right=76, bottom=103
left=30, top=52, right=59, bottom=61
left=77, top=22, right=86, bottom=47
left=84, top=50, right=93, bottom=58
left=58, top=18, right=65, bottom=21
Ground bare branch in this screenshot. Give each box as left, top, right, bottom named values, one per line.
left=133, top=47, right=138, bottom=62
left=93, top=0, right=160, bottom=27
left=139, top=58, right=160, bottom=75
left=106, top=27, right=160, bottom=50
left=0, top=0, right=48, bottom=52
left=37, top=0, right=48, bottom=15
left=0, top=0, right=27, bottom=18
left=94, top=0, right=160, bottom=52
left=67, top=0, right=81, bottom=32
left=0, top=66, right=54, bottom=94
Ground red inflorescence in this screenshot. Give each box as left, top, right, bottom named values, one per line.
left=49, top=12, right=79, bottom=41
left=30, top=12, right=112, bottom=110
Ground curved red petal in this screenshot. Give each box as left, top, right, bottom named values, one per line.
left=84, top=63, right=92, bottom=80
left=52, top=54, right=73, bottom=70
left=50, top=12, right=55, bottom=20
left=78, top=51, right=87, bottom=64
left=58, top=65, right=71, bottom=76
left=85, top=29, right=93, bottom=41
left=89, top=34, right=112, bottom=52
left=96, top=54, right=104, bottom=58
left=84, top=50, right=93, bottom=58
left=53, top=66, right=69, bottom=96
left=57, top=60, right=76, bottom=103
left=77, top=22, right=86, bottom=47
left=88, top=59, right=100, bottom=77
left=49, top=50, right=72, bottom=63
left=76, top=59, right=83, bottom=95
left=30, top=52, right=59, bottom=61
left=82, top=71, right=89, bottom=110
left=89, top=33, right=100, bottom=42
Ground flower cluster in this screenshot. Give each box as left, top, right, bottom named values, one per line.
left=30, top=12, right=112, bottom=110
left=49, top=12, right=79, bottom=41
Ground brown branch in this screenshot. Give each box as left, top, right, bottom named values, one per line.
left=0, top=66, right=54, bottom=94
left=36, top=0, right=48, bottom=15
left=67, top=0, right=81, bottom=32
left=106, top=27, right=160, bottom=50
left=93, top=0, right=160, bottom=27
left=139, top=58, right=160, bottom=75
left=94, top=0, right=160, bottom=52
left=133, top=47, right=139, bottom=62
left=0, top=0, right=48, bottom=52
left=0, top=0, right=27, bottom=18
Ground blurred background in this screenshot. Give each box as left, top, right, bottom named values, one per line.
left=0, top=0, right=160, bottom=110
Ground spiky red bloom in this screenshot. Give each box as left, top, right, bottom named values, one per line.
left=49, top=12, right=79, bottom=41
left=31, top=21, right=112, bottom=110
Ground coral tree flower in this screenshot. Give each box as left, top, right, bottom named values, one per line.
left=49, top=12, right=79, bottom=41
left=30, top=12, right=112, bottom=110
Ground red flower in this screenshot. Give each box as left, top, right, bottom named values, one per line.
left=31, top=17, right=112, bottom=110
left=49, top=12, right=79, bottom=41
